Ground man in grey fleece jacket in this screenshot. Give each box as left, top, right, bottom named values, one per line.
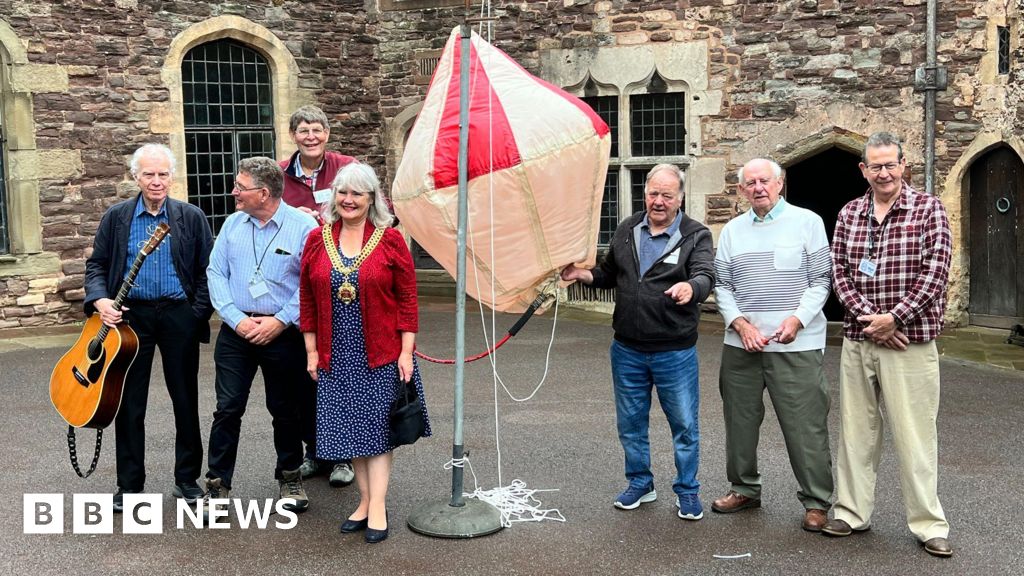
left=562, top=163, right=715, bottom=521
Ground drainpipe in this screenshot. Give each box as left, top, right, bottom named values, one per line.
left=915, top=0, right=946, bottom=194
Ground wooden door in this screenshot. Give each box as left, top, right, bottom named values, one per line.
left=969, top=146, right=1024, bottom=328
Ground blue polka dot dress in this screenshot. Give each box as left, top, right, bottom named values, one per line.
left=315, top=257, right=431, bottom=460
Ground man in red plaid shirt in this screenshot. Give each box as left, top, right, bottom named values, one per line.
left=821, top=132, right=953, bottom=558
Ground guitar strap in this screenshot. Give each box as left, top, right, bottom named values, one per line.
left=66, top=426, right=103, bottom=478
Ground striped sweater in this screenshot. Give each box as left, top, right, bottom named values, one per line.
left=714, top=200, right=832, bottom=352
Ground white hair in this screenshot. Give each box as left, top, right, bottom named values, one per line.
left=645, top=163, right=685, bottom=193
left=737, top=158, right=783, bottom=183
left=130, top=144, right=176, bottom=177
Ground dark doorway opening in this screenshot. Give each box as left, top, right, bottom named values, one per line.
left=969, top=145, right=1024, bottom=328
left=785, top=147, right=867, bottom=321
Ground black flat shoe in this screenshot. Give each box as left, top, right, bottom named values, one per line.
left=365, top=511, right=389, bottom=543
left=364, top=526, right=389, bottom=543
left=340, top=517, right=368, bottom=533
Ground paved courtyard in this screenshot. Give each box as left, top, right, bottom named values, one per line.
left=2, top=300, right=1022, bottom=575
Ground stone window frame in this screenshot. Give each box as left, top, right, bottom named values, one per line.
left=0, top=20, right=60, bottom=277
left=158, top=16, right=311, bottom=202
left=539, top=43, right=720, bottom=231
left=570, top=73, right=693, bottom=246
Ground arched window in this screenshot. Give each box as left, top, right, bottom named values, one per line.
left=182, top=39, right=275, bottom=234
left=0, top=63, right=9, bottom=255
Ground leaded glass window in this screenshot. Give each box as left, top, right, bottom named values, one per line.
left=582, top=84, right=688, bottom=247
left=998, top=26, right=1011, bottom=75
left=183, top=40, right=275, bottom=235
left=0, top=99, right=8, bottom=255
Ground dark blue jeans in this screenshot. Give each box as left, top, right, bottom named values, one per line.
left=611, top=340, right=700, bottom=496
left=206, top=326, right=305, bottom=489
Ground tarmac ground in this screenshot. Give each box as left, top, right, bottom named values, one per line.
left=2, top=298, right=1022, bottom=575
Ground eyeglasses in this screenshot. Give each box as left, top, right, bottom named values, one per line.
left=232, top=182, right=265, bottom=193
left=865, top=162, right=901, bottom=174
left=295, top=128, right=326, bottom=137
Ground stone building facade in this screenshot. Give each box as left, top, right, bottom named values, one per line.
left=0, top=0, right=1021, bottom=329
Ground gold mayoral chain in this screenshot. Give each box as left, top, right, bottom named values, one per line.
left=322, top=225, right=385, bottom=304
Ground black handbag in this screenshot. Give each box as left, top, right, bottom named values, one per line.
left=389, top=378, right=426, bottom=447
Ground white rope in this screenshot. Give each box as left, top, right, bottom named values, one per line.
left=448, top=0, right=563, bottom=527
left=445, top=455, right=566, bottom=528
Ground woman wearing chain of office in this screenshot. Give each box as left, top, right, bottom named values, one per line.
left=299, top=162, right=431, bottom=543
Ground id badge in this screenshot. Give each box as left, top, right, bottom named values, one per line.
left=313, top=188, right=333, bottom=204
left=248, top=280, right=270, bottom=298
left=858, top=258, right=877, bottom=277
left=664, top=248, right=680, bottom=265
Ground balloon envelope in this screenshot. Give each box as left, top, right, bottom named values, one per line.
left=392, top=27, right=611, bottom=313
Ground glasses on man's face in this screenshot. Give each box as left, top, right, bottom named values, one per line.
left=233, top=182, right=264, bottom=194
left=865, top=162, right=901, bottom=174
left=295, top=128, right=326, bottom=138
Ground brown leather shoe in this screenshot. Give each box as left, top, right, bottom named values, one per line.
left=711, top=491, right=761, bottom=514
left=923, top=537, right=953, bottom=557
left=821, top=518, right=870, bottom=537
left=802, top=509, right=828, bottom=532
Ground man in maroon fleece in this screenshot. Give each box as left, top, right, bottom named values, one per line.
left=279, top=105, right=356, bottom=487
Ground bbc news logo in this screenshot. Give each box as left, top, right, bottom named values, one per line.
left=23, top=494, right=298, bottom=533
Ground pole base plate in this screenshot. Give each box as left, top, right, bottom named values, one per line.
left=407, top=498, right=504, bottom=539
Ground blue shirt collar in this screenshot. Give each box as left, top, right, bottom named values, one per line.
left=641, top=210, right=682, bottom=237
left=245, top=200, right=289, bottom=228
left=134, top=195, right=167, bottom=218
left=750, top=197, right=787, bottom=223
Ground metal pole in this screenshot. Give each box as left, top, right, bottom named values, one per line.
left=449, top=21, right=472, bottom=508
left=406, top=21, right=502, bottom=539
left=924, top=0, right=937, bottom=195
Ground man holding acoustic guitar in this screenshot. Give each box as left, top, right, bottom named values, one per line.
left=84, top=143, right=214, bottom=512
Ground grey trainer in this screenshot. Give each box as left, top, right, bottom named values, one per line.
left=279, top=468, right=310, bottom=513
left=299, top=457, right=323, bottom=479
left=201, top=477, right=230, bottom=524
left=329, top=462, right=355, bottom=487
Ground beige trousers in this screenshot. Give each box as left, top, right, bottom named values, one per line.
left=832, top=338, right=949, bottom=541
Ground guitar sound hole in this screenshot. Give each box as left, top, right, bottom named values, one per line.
left=87, top=339, right=103, bottom=362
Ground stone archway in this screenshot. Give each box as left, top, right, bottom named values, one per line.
left=944, top=131, right=1024, bottom=325
left=157, top=16, right=311, bottom=200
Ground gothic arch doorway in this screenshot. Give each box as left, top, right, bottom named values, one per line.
left=785, top=147, right=867, bottom=321
left=969, top=145, right=1024, bottom=328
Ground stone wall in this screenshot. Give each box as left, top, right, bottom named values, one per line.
left=0, top=0, right=381, bottom=328
left=0, top=0, right=1020, bottom=327
left=373, top=0, right=1023, bottom=325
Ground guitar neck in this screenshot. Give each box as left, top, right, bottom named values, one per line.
left=96, top=249, right=151, bottom=342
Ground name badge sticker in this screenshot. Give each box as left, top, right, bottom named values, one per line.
left=664, top=249, right=680, bottom=265
left=249, top=280, right=270, bottom=299
left=313, top=188, right=333, bottom=204
left=858, top=258, right=877, bottom=277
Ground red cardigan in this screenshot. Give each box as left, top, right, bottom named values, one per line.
left=299, top=222, right=418, bottom=369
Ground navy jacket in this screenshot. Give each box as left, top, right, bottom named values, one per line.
left=84, top=194, right=215, bottom=342
left=590, top=211, right=715, bottom=352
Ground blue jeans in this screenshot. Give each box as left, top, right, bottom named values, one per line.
left=611, top=340, right=700, bottom=496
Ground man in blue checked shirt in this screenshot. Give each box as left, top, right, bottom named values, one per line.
left=201, top=156, right=318, bottom=519
left=85, top=143, right=214, bottom=512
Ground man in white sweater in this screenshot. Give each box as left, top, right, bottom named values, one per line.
left=711, top=158, right=834, bottom=532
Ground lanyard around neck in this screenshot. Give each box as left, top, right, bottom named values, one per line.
left=252, top=218, right=283, bottom=275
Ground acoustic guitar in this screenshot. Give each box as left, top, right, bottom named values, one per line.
left=50, top=222, right=170, bottom=430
